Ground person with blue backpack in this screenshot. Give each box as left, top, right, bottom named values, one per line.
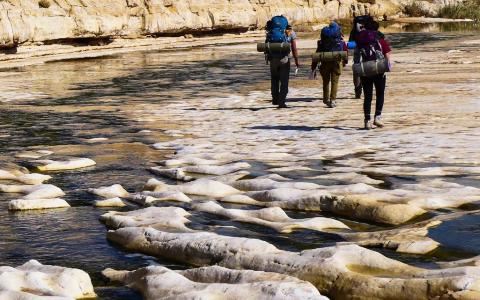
left=264, top=16, right=299, bottom=108
left=310, top=21, right=348, bottom=108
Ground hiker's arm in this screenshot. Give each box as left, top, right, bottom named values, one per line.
left=291, top=39, right=299, bottom=67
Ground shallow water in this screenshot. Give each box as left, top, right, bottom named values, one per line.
left=0, top=24, right=479, bottom=297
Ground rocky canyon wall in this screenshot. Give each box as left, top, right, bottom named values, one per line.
left=0, top=0, right=464, bottom=48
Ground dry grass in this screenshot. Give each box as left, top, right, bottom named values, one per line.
left=438, top=0, right=480, bottom=21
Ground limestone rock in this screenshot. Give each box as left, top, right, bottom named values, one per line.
left=149, top=166, right=194, bottom=181
left=181, top=162, right=251, bottom=175
left=32, top=158, right=96, bottom=171
left=0, top=1, right=406, bottom=49
left=94, top=197, right=126, bottom=207
left=233, top=178, right=321, bottom=191
left=103, top=265, right=327, bottom=300
left=88, top=184, right=130, bottom=198
left=107, top=227, right=480, bottom=300
left=9, top=198, right=70, bottom=211
left=15, top=150, right=53, bottom=159
left=127, top=191, right=192, bottom=204
left=100, top=206, right=191, bottom=232
left=193, top=201, right=349, bottom=233
left=0, top=260, right=95, bottom=299
left=145, top=178, right=241, bottom=198
left=0, top=184, right=65, bottom=199
left=0, top=169, right=51, bottom=185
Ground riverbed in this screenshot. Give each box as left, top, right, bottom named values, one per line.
left=0, top=24, right=479, bottom=298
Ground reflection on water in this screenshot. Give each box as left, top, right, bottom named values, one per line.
left=0, top=24, right=479, bottom=297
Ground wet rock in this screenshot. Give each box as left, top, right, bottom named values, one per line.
left=149, top=167, right=194, bottom=181
left=0, top=169, right=51, bottom=185
left=32, top=158, right=96, bottom=171
left=193, top=201, right=349, bottom=233
left=0, top=184, right=65, bottom=199
left=100, top=207, right=191, bottom=232
left=438, top=256, right=480, bottom=268
left=107, top=227, right=480, bottom=299
left=218, top=187, right=426, bottom=225
left=88, top=184, right=130, bottom=198
left=94, top=197, right=126, bottom=208
left=15, top=150, right=53, bottom=159
left=0, top=260, right=95, bottom=299
left=232, top=178, right=320, bottom=191
left=127, top=191, right=192, bottom=205
left=145, top=178, right=241, bottom=198
left=159, top=157, right=234, bottom=167
left=181, top=162, right=251, bottom=175
left=103, top=265, right=327, bottom=300
left=9, top=198, right=70, bottom=211
left=308, top=172, right=384, bottom=185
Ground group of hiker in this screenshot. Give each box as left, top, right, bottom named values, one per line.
left=260, top=15, right=392, bottom=130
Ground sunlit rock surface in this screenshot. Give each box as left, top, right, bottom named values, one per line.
left=0, top=260, right=95, bottom=299
left=0, top=169, right=51, bottom=185
left=32, top=158, right=96, bottom=171
left=9, top=198, right=70, bottom=211
left=101, top=207, right=192, bottom=232
left=94, top=197, right=126, bottom=208
left=107, top=227, right=480, bottom=299
left=88, top=184, right=130, bottom=199
left=0, top=184, right=65, bottom=200
left=193, top=201, right=349, bottom=233
left=103, top=265, right=327, bottom=300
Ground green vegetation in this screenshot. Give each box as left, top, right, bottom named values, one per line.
left=403, top=1, right=433, bottom=17
left=438, top=0, right=480, bottom=21
left=38, top=0, right=50, bottom=8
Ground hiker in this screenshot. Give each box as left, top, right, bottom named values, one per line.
left=349, top=15, right=374, bottom=99
left=264, top=16, right=299, bottom=108
left=310, top=21, right=348, bottom=108
left=354, top=19, right=392, bottom=129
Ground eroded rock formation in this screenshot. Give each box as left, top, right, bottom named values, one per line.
left=0, top=0, right=462, bottom=48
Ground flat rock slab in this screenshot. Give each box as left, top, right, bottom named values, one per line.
left=101, top=206, right=192, bottom=232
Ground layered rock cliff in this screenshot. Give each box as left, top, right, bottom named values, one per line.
left=0, top=0, right=464, bottom=48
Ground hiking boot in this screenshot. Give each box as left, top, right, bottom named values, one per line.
left=373, top=116, right=384, bottom=128
left=322, top=99, right=329, bottom=105
left=330, top=100, right=337, bottom=108
left=364, top=120, right=373, bottom=130
left=278, top=103, right=289, bottom=109
left=272, top=99, right=279, bottom=105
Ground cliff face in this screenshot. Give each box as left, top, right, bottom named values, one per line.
left=0, top=0, right=462, bottom=48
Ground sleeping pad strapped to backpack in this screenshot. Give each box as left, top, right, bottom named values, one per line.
left=263, top=15, right=290, bottom=58
left=312, top=22, right=347, bottom=63
left=352, top=30, right=389, bottom=77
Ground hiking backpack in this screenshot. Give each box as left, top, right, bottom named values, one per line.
left=319, top=22, right=344, bottom=52
left=357, top=30, right=384, bottom=62
left=266, top=16, right=289, bottom=43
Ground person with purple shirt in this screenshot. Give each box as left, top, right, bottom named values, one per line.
left=354, top=20, right=392, bottom=130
